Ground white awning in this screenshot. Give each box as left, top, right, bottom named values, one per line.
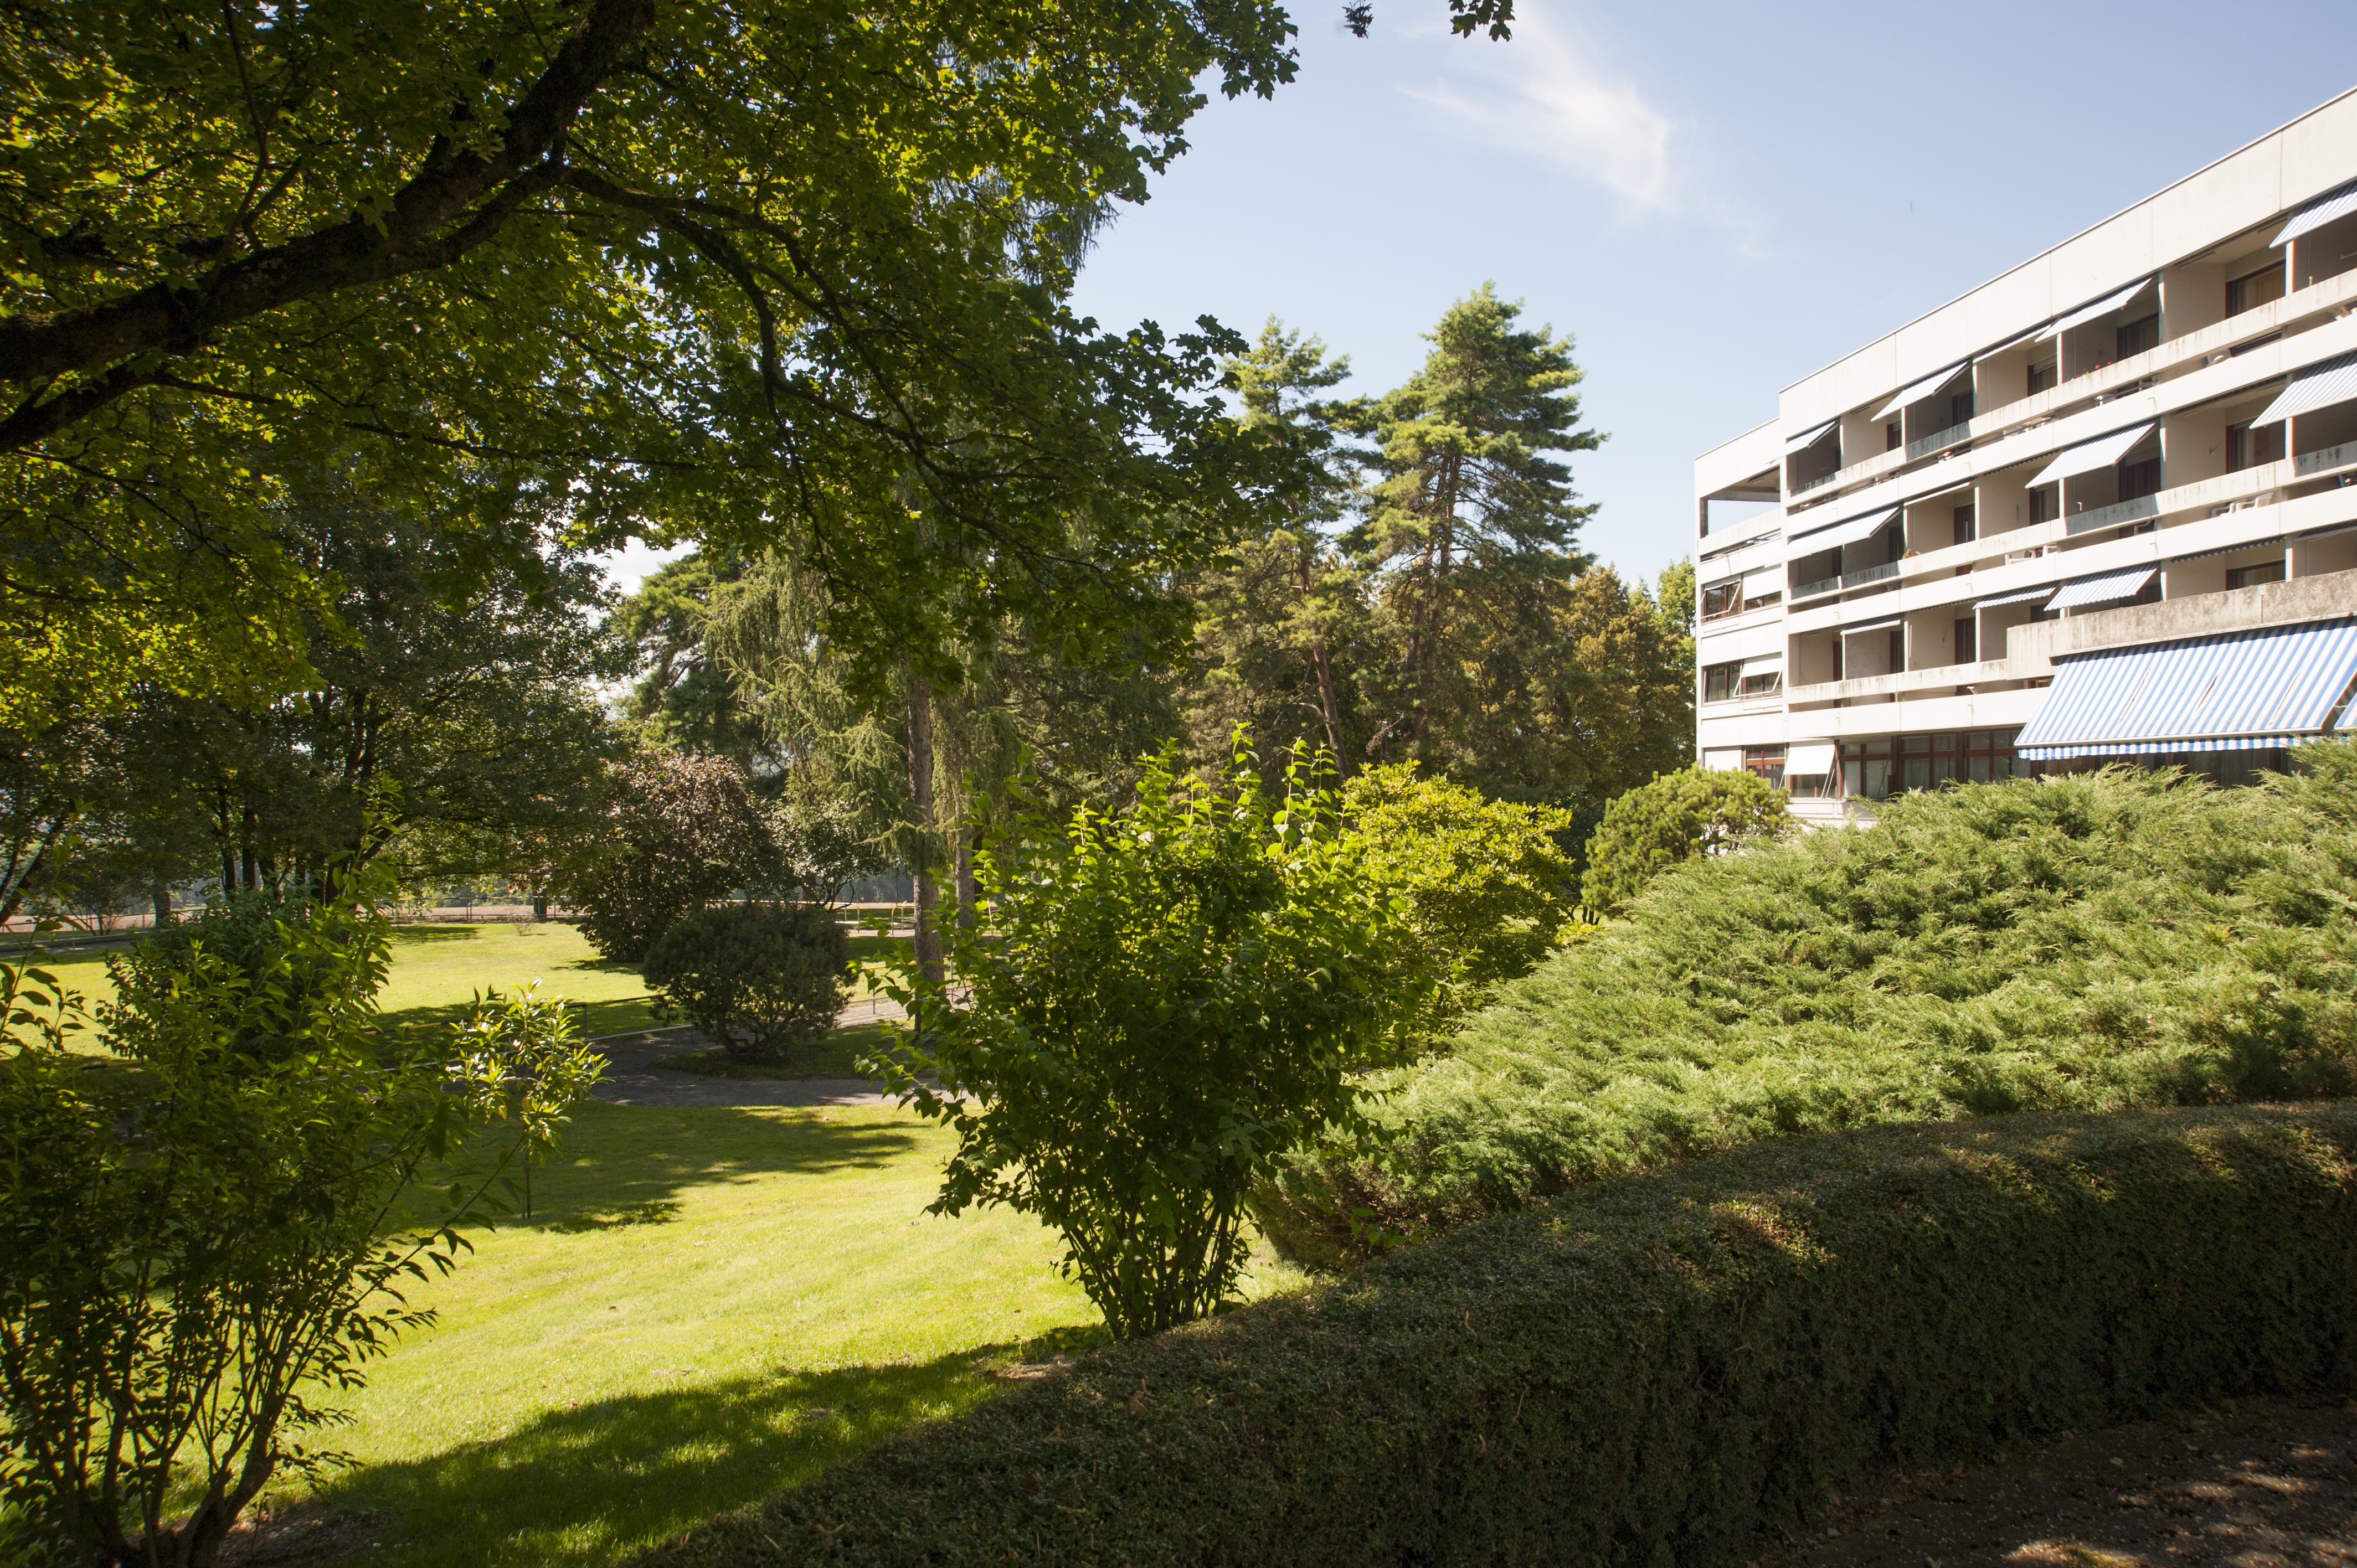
left=2049, top=564, right=2158, bottom=611
left=2028, top=423, right=2156, bottom=487
left=2035, top=277, right=2155, bottom=341
left=1741, top=652, right=1784, bottom=674
left=1702, top=749, right=1744, bottom=772
left=1977, top=583, right=2057, bottom=609
left=1790, top=506, right=1901, bottom=553
left=1783, top=418, right=1839, bottom=456
left=1843, top=614, right=1906, bottom=636
left=1785, top=741, right=1839, bottom=776
left=2171, top=538, right=2283, bottom=565
left=1874, top=360, right=1972, bottom=421
left=1742, top=566, right=1783, bottom=598
left=1988, top=327, right=2046, bottom=355
left=2255, top=350, right=2357, bottom=425
left=2274, top=180, right=2357, bottom=246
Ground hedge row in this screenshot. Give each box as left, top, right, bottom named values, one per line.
left=636, top=1103, right=2357, bottom=1567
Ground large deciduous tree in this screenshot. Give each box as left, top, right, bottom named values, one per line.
left=0, top=0, right=1510, bottom=730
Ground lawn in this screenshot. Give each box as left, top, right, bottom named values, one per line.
left=248, top=1101, right=1107, bottom=1567
left=27, top=919, right=898, bottom=1049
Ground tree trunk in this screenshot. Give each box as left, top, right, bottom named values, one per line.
left=955, top=826, right=979, bottom=931
left=903, top=670, right=945, bottom=996
left=151, top=879, right=173, bottom=929
left=1293, top=548, right=1347, bottom=773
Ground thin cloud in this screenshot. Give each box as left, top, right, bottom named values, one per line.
left=1402, top=10, right=1675, bottom=212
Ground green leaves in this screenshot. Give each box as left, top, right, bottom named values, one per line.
left=875, top=733, right=1433, bottom=1338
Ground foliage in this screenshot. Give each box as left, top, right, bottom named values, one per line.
left=642, top=903, right=852, bottom=1062
left=0, top=0, right=1415, bottom=729
left=555, top=752, right=784, bottom=963
left=0, top=862, right=599, bottom=1567
left=1339, top=763, right=1577, bottom=1022
left=875, top=739, right=1432, bottom=1340
left=1578, top=764, right=1792, bottom=916
left=1267, top=757, right=2357, bottom=1258
left=636, top=1103, right=2357, bottom=1568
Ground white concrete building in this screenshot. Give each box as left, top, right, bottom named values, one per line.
left=1694, top=88, right=2357, bottom=823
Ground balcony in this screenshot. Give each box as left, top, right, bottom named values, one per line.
left=1793, top=574, right=1842, bottom=601
left=2064, top=492, right=2161, bottom=538
left=1790, top=468, right=1840, bottom=498
left=2296, top=440, right=2357, bottom=478
left=1841, top=560, right=1901, bottom=589
left=1905, top=422, right=1972, bottom=461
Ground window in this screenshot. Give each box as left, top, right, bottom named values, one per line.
left=2226, top=262, right=2286, bottom=317
left=2229, top=330, right=2282, bottom=357
left=1703, top=662, right=1741, bottom=702
left=2114, top=313, right=2158, bottom=359
left=1701, top=580, right=1742, bottom=620
left=2118, top=456, right=2160, bottom=502
left=1886, top=420, right=1902, bottom=451
left=1741, top=746, right=1785, bottom=787
left=1949, top=390, right=1975, bottom=429
left=2227, top=560, right=2287, bottom=590
left=1887, top=627, right=1907, bottom=674
left=2027, top=360, right=2057, bottom=398
left=2029, top=483, right=2059, bottom=524
left=1843, top=730, right=2025, bottom=800
left=1743, top=589, right=1782, bottom=613
left=2229, top=420, right=2286, bottom=472
left=1741, top=669, right=1783, bottom=698
left=1954, top=617, right=1977, bottom=664
left=1952, top=505, right=1976, bottom=546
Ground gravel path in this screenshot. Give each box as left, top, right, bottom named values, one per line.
left=586, top=996, right=908, bottom=1109
left=1752, top=1396, right=2357, bottom=1566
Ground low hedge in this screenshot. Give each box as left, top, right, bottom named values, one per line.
left=636, top=1102, right=2357, bottom=1567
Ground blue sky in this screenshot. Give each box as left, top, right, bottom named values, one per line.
left=1061, top=1, right=2357, bottom=590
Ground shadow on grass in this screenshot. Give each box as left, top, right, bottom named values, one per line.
left=304, top=1338, right=1100, bottom=1567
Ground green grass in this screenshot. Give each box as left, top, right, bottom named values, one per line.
left=27, top=920, right=899, bottom=1049
left=653, top=1022, right=899, bottom=1081
left=265, top=1101, right=1106, bottom=1566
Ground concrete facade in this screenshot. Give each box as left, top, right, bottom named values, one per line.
left=1694, top=87, right=2357, bottom=822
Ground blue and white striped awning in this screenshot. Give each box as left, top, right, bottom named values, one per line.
left=2048, top=564, right=2158, bottom=610
left=2276, top=179, right=2357, bottom=247
left=2014, top=617, right=2357, bottom=761
left=2255, top=350, right=2357, bottom=426
left=1978, top=582, right=2057, bottom=609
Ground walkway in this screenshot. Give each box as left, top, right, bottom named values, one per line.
left=586, top=995, right=908, bottom=1110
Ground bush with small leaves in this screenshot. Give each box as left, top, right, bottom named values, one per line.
left=1578, top=765, right=1792, bottom=916
left=642, top=901, right=851, bottom=1062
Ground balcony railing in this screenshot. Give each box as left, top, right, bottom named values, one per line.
left=1841, top=560, right=1901, bottom=589
left=1905, top=422, right=1972, bottom=461
left=1789, top=468, right=1840, bottom=497
left=1792, top=575, right=1841, bottom=600
left=2295, top=440, right=2357, bottom=478
left=2064, top=492, right=2160, bottom=537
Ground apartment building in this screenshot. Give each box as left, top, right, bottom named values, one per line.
left=1694, top=88, right=2357, bottom=822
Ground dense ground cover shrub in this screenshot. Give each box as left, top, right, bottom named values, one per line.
left=642, top=901, right=851, bottom=1061
left=634, top=1103, right=2357, bottom=1568
left=1268, top=752, right=2357, bottom=1256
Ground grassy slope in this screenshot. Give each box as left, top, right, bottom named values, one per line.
left=272, top=1103, right=1104, bottom=1567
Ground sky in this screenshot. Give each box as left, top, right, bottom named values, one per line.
left=1056, top=0, right=2357, bottom=590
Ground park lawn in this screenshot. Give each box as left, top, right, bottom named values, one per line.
left=655, top=1021, right=899, bottom=1081
left=29, top=920, right=899, bottom=1050
left=269, top=1101, right=1108, bottom=1567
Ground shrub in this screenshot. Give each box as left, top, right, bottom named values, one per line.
left=634, top=1103, right=2357, bottom=1568
left=1340, top=763, right=1579, bottom=1023
left=0, top=863, right=599, bottom=1567
left=642, top=901, right=851, bottom=1061
left=1266, top=756, right=2357, bottom=1259
left=1578, top=764, right=1791, bottom=916
left=875, top=739, right=1433, bottom=1340
left=558, top=751, right=784, bottom=962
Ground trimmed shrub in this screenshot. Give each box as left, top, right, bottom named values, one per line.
left=642, top=901, right=850, bottom=1061
left=1578, top=764, right=1791, bottom=916
left=632, top=1104, right=2357, bottom=1567
left=1267, top=759, right=2357, bottom=1257
left=560, top=752, right=784, bottom=963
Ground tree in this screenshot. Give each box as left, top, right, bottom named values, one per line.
left=642, top=902, right=852, bottom=1062
left=1341, top=763, right=1578, bottom=1023
left=555, top=750, right=785, bottom=962
left=0, top=861, right=600, bottom=1567
left=877, top=739, right=1433, bottom=1338
left=0, top=0, right=1512, bottom=730
left=1579, top=767, right=1793, bottom=917
left=1342, top=285, right=1602, bottom=773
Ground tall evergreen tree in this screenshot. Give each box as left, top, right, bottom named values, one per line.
left=1342, top=285, right=1602, bottom=777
